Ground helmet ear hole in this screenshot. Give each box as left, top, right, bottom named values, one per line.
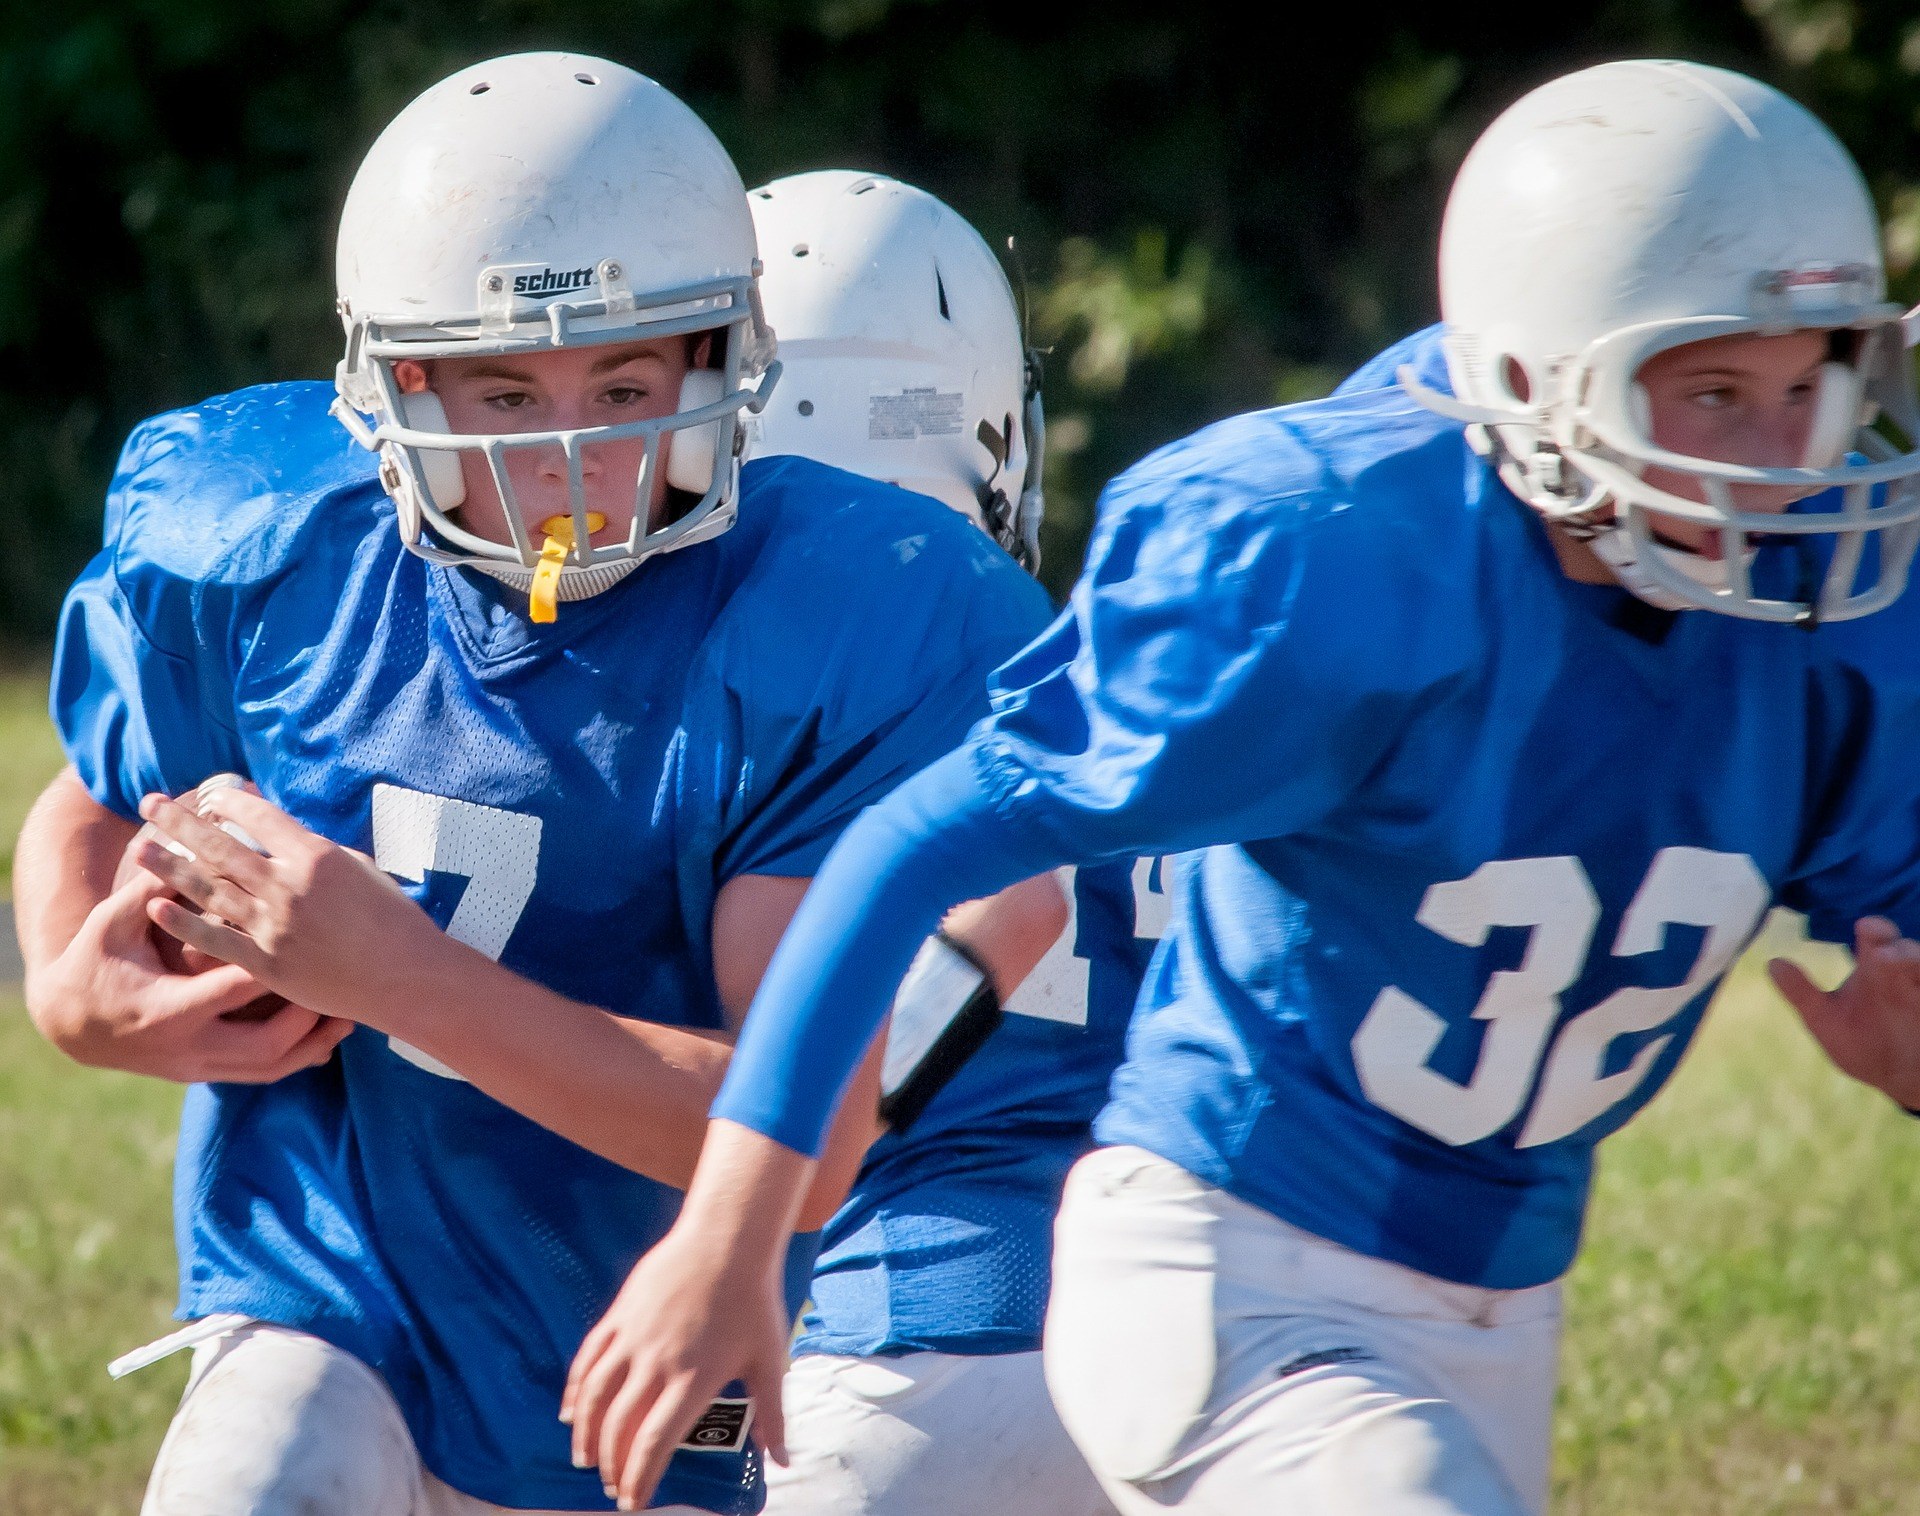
left=397, top=390, right=466, bottom=510
left=667, top=369, right=726, bottom=495
left=1803, top=361, right=1864, bottom=468
left=1499, top=355, right=1533, bottom=404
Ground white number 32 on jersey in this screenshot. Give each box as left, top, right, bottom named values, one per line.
left=1350, top=847, right=1767, bottom=1149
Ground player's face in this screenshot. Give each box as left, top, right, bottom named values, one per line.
left=393, top=336, right=708, bottom=550
left=1633, top=330, right=1832, bottom=556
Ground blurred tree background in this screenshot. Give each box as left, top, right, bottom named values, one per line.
left=0, top=0, right=1911, bottom=622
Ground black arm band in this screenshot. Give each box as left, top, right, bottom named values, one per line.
left=877, top=930, right=1003, bottom=1133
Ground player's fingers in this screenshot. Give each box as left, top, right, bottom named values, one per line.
left=139, top=795, right=273, bottom=893
left=1856, top=916, right=1901, bottom=954
left=747, top=1349, right=787, bottom=1465
left=198, top=787, right=316, bottom=856
left=614, top=1383, right=702, bottom=1513
left=148, top=959, right=266, bottom=1022
left=296, top=1015, right=355, bottom=1063
left=562, top=1318, right=615, bottom=1428
left=598, top=1370, right=657, bottom=1494
left=570, top=1342, right=631, bottom=1471
left=89, top=866, right=174, bottom=952
left=148, top=897, right=266, bottom=978
left=206, top=1002, right=350, bottom=1067
left=1768, top=956, right=1830, bottom=1026
left=136, top=840, right=261, bottom=932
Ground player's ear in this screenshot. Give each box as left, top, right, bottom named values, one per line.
left=393, top=360, right=432, bottom=395
left=688, top=333, right=714, bottom=370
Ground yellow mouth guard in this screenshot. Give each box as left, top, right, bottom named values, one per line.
left=528, top=513, right=606, bottom=624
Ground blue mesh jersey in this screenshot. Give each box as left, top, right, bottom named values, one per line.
left=51, top=383, right=1052, bottom=1512
left=795, top=859, right=1159, bottom=1359
left=713, top=346, right=1920, bottom=1293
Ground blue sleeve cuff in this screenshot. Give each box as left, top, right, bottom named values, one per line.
left=712, top=748, right=1065, bottom=1157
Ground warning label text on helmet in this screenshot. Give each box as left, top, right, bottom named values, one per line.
left=869, top=387, right=965, bottom=441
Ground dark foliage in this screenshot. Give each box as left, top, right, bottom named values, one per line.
left=0, top=0, right=1905, bottom=621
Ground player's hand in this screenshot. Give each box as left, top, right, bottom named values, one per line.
left=563, top=1221, right=792, bottom=1511
left=132, top=787, right=441, bottom=1031
left=26, top=865, right=350, bottom=1083
left=1770, top=916, right=1920, bottom=1109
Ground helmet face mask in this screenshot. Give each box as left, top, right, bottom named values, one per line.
left=746, top=171, right=1045, bottom=569
left=1406, top=60, right=1920, bottom=624
left=330, top=53, right=780, bottom=605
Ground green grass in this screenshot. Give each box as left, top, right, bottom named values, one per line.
left=2, top=930, right=1916, bottom=1513
left=0, top=655, right=62, bottom=895
left=0, top=1004, right=186, bottom=1515
left=0, top=655, right=1918, bottom=1511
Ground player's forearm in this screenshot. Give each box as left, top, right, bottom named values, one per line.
left=16, top=768, right=136, bottom=993
left=714, top=749, right=1068, bottom=1157
left=372, top=941, right=736, bottom=1188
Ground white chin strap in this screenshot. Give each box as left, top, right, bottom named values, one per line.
left=467, top=556, right=642, bottom=602
left=1586, top=527, right=1749, bottom=612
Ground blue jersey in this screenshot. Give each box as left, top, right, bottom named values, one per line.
left=796, top=860, right=1158, bottom=1358
left=52, top=385, right=1052, bottom=1512
left=712, top=353, right=1920, bottom=1293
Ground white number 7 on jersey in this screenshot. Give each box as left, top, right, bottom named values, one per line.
left=370, top=784, right=543, bottom=1080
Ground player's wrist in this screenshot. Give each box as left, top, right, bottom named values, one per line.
left=678, top=1119, right=813, bottom=1257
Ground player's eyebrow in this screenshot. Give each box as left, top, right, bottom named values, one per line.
left=586, top=346, right=673, bottom=376
left=448, top=348, right=671, bottom=384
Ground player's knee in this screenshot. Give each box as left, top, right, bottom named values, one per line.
left=143, top=1327, right=417, bottom=1516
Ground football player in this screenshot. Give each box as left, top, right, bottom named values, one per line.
left=17, top=54, right=1063, bottom=1516
left=562, top=61, right=1920, bottom=1515
left=745, top=169, right=1151, bottom=1516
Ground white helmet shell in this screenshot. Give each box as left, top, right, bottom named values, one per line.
left=1407, top=60, right=1920, bottom=623
left=748, top=170, right=1043, bottom=567
left=331, top=53, right=778, bottom=598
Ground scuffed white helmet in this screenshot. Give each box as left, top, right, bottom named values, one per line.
left=331, top=53, right=778, bottom=602
left=1403, top=59, right=1920, bottom=624
left=748, top=170, right=1044, bottom=568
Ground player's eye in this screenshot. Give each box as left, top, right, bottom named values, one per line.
left=1689, top=385, right=1736, bottom=411
left=603, top=385, right=651, bottom=406
left=482, top=389, right=537, bottom=411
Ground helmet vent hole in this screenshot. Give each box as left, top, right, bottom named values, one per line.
left=575, top=73, right=599, bottom=85
left=792, top=243, right=810, bottom=258
left=1499, top=355, right=1533, bottom=405
left=851, top=178, right=879, bottom=195
left=469, top=82, right=491, bottom=95
left=798, top=400, right=815, bottom=417
left=936, top=268, right=951, bottom=321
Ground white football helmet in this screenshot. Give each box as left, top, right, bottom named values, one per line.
left=1402, top=60, right=1920, bottom=623
left=331, top=53, right=778, bottom=602
left=748, top=170, right=1044, bottom=568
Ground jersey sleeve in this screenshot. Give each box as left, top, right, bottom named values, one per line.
left=716, top=493, right=1056, bottom=883
left=968, top=422, right=1460, bottom=863
left=52, top=418, right=248, bottom=819
left=1779, top=651, right=1920, bottom=942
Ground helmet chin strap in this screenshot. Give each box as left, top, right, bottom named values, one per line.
left=1583, top=515, right=1757, bottom=612
left=1585, top=526, right=1702, bottom=611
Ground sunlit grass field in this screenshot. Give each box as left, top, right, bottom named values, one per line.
left=2, top=670, right=1919, bottom=1512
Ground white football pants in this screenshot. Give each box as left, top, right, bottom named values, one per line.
left=136, top=1320, right=703, bottom=1516
left=1045, top=1147, right=1562, bottom=1516
left=766, top=1347, right=1117, bottom=1516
